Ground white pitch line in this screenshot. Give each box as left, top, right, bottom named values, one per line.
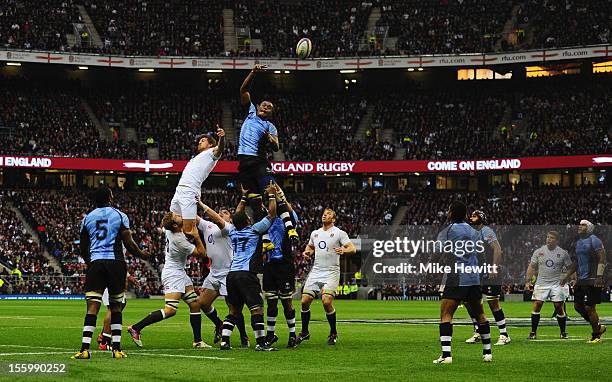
left=132, top=352, right=232, bottom=360
left=0, top=352, right=74, bottom=356
left=0, top=344, right=71, bottom=350
left=529, top=339, right=587, bottom=342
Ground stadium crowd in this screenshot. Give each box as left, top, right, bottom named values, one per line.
left=518, top=0, right=612, bottom=49
left=0, top=0, right=80, bottom=51
left=378, top=0, right=515, bottom=55
left=2, top=0, right=611, bottom=57
left=230, top=0, right=371, bottom=57
left=83, top=0, right=224, bottom=57
left=89, top=83, right=226, bottom=160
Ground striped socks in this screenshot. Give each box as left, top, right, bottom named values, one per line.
left=81, top=314, right=96, bottom=351
left=478, top=321, right=492, bottom=356
left=439, top=322, right=452, bottom=358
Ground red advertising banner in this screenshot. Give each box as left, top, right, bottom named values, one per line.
left=0, top=155, right=610, bottom=174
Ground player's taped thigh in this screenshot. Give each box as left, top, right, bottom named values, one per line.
left=165, top=299, right=180, bottom=311
left=109, top=292, right=125, bottom=304
left=85, top=291, right=103, bottom=304
left=485, top=294, right=499, bottom=302
left=182, top=291, right=198, bottom=305
left=302, top=289, right=318, bottom=299
left=265, top=291, right=279, bottom=300
left=322, top=290, right=336, bottom=298
left=279, top=291, right=294, bottom=300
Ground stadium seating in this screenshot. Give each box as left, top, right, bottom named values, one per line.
left=0, top=191, right=54, bottom=277
left=0, top=0, right=80, bottom=51
left=88, top=83, right=227, bottom=160
left=377, top=0, right=516, bottom=55
left=518, top=0, right=612, bottom=49
left=83, top=0, right=224, bottom=57
left=230, top=0, right=371, bottom=57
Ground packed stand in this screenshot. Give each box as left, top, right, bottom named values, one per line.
left=512, top=79, right=612, bottom=157
left=81, top=0, right=224, bottom=56
left=373, top=89, right=508, bottom=160
left=518, top=0, right=612, bottom=49
left=0, top=0, right=80, bottom=51
left=231, top=0, right=372, bottom=57
left=377, top=0, right=515, bottom=55
left=0, top=191, right=54, bottom=278
left=0, top=80, right=144, bottom=158
left=89, top=83, right=229, bottom=160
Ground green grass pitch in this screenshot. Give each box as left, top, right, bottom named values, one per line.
left=0, top=300, right=610, bottom=381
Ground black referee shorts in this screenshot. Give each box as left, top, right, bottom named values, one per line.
left=238, top=155, right=275, bottom=195
left=263, top=259, right=295, bottom=295
left=85, top=259, right=127, bottom=295
left=226, top=271, right=264, bottom=310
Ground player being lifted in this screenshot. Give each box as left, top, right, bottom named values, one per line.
left=297, top=208, right=356, bottom=346
left=72, top=187, right=149, bottom=359
left=434, top=201, right=492, bottom=364
left=464, top=210, right=510, bottom=346
left=262, top=184, right=299, bottom=348
left=238, top=64, right=298, bottom=249
left=170, top=127, right=225, bottom=236
left=128, top=212, right=209, bottom=348
left=203, top=183, right=278, bottom=351
left=525, top=231, right=572, bottom=339
left=561, top=219, right=607, bottom=343
left=195, top=198, right=251, bottom=348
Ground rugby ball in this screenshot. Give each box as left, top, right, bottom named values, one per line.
left=296, top=38, right=312, bottom=59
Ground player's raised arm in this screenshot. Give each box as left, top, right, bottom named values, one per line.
left=119, top=227, right=150, bottom=259
left=212, top=126, right=225, bottom=158
left=264, top=182, right=277, bottom=220
left=196, top=197, right=225, bottom=231
left=240, top=64, right=267, bottom=106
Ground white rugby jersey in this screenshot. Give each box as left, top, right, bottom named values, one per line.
left=176, top=148, right=220, bottom=194
left=198, top=219, right=234, bottom=277
left=308, top=226, right=351, bottom=272
left=530, top=245, right=572, bottom=287
left=163, top=229, right=195, bottom=271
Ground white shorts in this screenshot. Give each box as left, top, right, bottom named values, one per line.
left=304, top=269, right=340, bottom=297
left=161, top=268, right=194, bottom=294
left=532, top=284, right=570, bottom=302
left=202, top=273, right=228, bottom=296
left=101, top=288, right=126, bottom=306
left=170, top=186, right=199, bottom=220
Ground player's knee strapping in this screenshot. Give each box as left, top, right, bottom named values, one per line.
left=85, top=291, right=103, bottom=304
left=279, top=291, right=293, bottom=300
left=165, top=299, right=180, bottom=311
left=265, top=291, right=279, bottom=300
left=302, top=289, right=317, bottom=298
left=182, top=291, right=198, bottom=305
left=109, top=292, right=125, bottom=304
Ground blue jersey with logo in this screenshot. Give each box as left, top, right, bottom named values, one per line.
left=575, top=234, right=604, bottom=281
left=238, top=103, right=278, bottom=156
left=266, top=211, right=299, bottom=262
left=228, top=216, right=273, bottom=272
left=437, top=222, right=481, bottom=286
left=81, top=207, right=130, bottom=262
